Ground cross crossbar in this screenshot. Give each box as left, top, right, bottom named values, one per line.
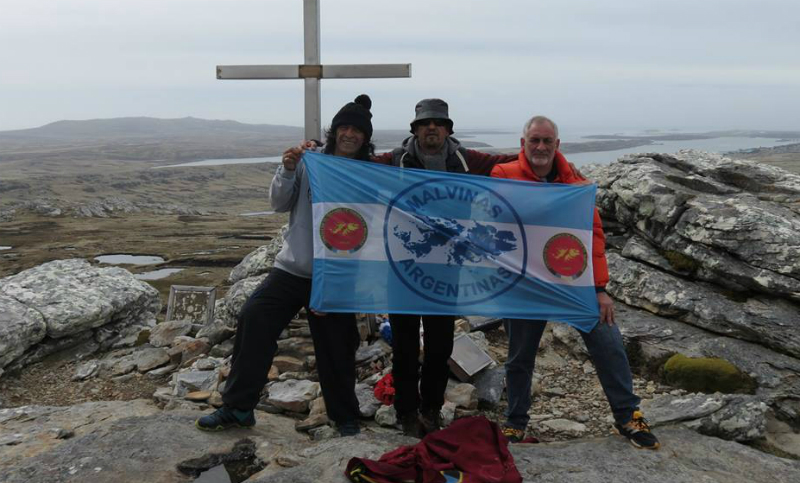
left=216, top=0, right=411, bottom=140
left=217, top=64, right=412, bottom=80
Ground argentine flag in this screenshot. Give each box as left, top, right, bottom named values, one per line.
left=303, top=152, right=600, bottom=332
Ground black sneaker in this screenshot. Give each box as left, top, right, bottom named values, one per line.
left=399, top=412, right=421, bottom=438
left=195, top=406, right=255, bottom=432
left=418, top=408, right=444, bottom=436
left=337, top=420, right=361, bottom=437
left=614, top=411, right=660, bottom=450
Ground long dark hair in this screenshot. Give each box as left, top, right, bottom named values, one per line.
left=322, top=128, right=375, bottom=161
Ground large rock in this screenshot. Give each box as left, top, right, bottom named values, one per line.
left=0, top=259, right=160, bottom=339
left=608, top=252, right=800, bottom=357
left=0, top=259, right=160, bottom=373
left=227, top=228, right=285, bottom=284
left=2, top=404, right=798, bottom=483
left=212, top=273, right=269, bottom=328
left=0, top=294, right=48, bottom=368
left=585, top=152, right=800, bottom=299
left=642, top=393, right=768, bottom=442
left=616, top=303, right=800, bottom=421
left=0, top=402, right=307, bottom=483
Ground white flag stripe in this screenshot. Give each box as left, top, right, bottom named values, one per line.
left=313, top=202, right=595, bottom=287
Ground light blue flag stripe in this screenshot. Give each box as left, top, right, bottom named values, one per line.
left=311, top=258, right=599, bottom=328
left=303, top=153, right=596, bottom=230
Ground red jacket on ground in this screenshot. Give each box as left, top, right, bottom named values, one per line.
left=345, top=416, right=521, bottom=483
left=490, top=150, right=609, bottom=288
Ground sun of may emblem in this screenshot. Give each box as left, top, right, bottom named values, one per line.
left=543, top=233, right=588, bottom=280
left=320, top=208, right=368, bottom=253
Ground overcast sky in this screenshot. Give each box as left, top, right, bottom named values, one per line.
left=1, top=0, right=798, bottom=134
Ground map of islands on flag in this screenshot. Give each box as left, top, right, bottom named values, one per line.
left=303, top=152, right=601, bottom=332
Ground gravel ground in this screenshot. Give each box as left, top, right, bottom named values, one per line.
left=0, top=324, right=674, bottom=443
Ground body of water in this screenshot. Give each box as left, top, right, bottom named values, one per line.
left=134, top=268, right=184, bottom=280
left=153, top=132, right=794, bottom=169
left=95, top=254, right=165, bottom=265
left=156, top=156, right=281, bottom=168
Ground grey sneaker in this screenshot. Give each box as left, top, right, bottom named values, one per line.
left=195, top=406, right=255, bottom=432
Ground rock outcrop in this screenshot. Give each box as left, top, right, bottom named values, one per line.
left=1, top=402, right=798, bottom=483
left=0, top=259, right=161, bottom=374
left=582, top=151, right=800, bottom=430
left=0, top=197, right=210, bottom=221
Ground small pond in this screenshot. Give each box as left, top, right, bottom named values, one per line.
left=95, top=254, right=165, bottom=265
left=134, top=268, right=184, bottom=280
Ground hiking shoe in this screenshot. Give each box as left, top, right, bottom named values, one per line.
left=418, top=408, right=444, bottom=436
left=501, top=426, right=525, bottom=443
left=337, top=420, right=361, bottom=437
left=614, top=411, right=660, bottom=450
left=399, top=412, right=421, bottom=438
left=195, top=406, right=255, bottom=432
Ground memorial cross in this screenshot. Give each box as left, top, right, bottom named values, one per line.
left=217, top=0, right=411, bottom=140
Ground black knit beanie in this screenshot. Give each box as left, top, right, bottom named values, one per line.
left=330, top=94, right=373, bottom=141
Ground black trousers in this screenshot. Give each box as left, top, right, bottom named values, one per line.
left=389, top=314, right=455, bottom=417
left=222, top=268, right=360, bottom=424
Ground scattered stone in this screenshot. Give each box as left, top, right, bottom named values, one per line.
left=266, top=379, right=320, bottom=413
left=147, top=363, right=179, bottom=378
left=133, top=346, right=171, bottom=372
left=356, top=340, right=391, bottom=364
left=185, top=391, right=212, bottom=402
left=209, top=338, right=235, bottom=358
left=272, top=355, right=305, bottom=374
left=472, top=366, right=505, bottom=409
left=0, top=433, right=23, bottom=446
left=51, top=428, right=74, bottom=439
left=173, top=370, right=218, bottom=397
left=356, top=383, right=382, bottom=418
left=540, top=419, right=588, bottom=435
left=375, top=405, right=397, bottom=427
left=308, top=425, right=338, bottom=441
left=445, top=381, right=478, bottom=409
left=544, top=386, right=567, bottom=398
left=295, top=414, right=329, bottom=431
left=72, top=360, right=100, bottom=381
left=148, top=319, right=193, bottom=347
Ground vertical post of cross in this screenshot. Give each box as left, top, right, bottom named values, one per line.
left=303, top=0, right=321, bottom=141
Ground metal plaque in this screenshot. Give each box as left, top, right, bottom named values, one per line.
left=448, top=333, right=494, bottom=382
left=165, top=285, right=217, bottom=325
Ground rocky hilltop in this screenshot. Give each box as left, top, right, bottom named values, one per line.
left=1, top=151, right=800, bottom=482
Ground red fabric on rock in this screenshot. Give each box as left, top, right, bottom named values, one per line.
left=346, top=416, right=522, bottom=483
left=374, top=373, right=396, bottom=406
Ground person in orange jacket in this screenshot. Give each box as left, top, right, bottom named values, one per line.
left=491, top=115, right=660, bottom=450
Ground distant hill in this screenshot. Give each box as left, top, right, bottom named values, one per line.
left=0, top=117, right=303, bottom=141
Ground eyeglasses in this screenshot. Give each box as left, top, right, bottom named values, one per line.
left=415, top=119, right=449, bottom=128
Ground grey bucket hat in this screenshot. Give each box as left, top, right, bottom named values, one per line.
left=410, top=98, right=454, bottom=134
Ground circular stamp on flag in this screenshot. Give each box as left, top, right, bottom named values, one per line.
left=543, top=233, right=588, bottom=280
left=320, top=207, right=368, bottom=253
left=384, top=178, right=527, bottom=306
